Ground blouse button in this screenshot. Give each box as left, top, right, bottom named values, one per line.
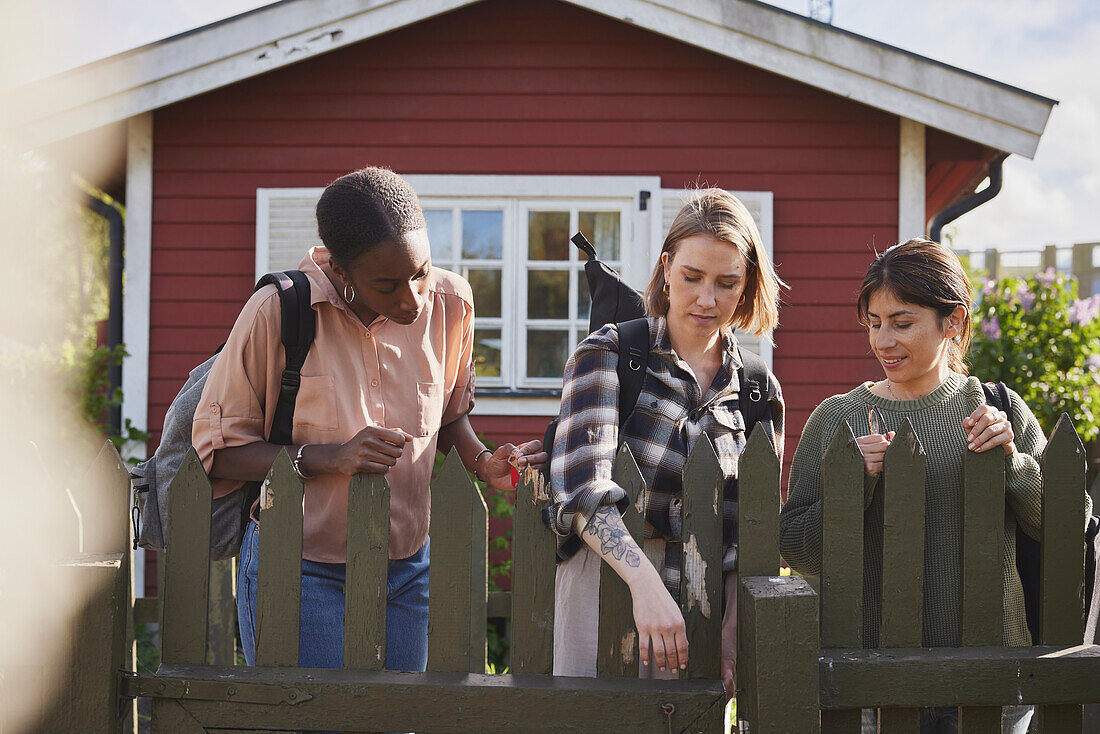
left=210, top=405, right=219, bottom=414
left=371, top=379, right=379, bottom=387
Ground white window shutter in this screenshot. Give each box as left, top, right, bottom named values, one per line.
left=256, top=188, right=324, bottom=280
left=658, top=189, right=774, bottom=368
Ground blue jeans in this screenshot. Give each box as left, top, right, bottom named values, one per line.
left=237, top=520, right=430, bottom=671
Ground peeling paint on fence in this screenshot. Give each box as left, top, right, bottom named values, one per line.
left=524, top=466, right=549, bottom=502
left=621, top=631, right=636, bottom=665
left=682, top=534, right=711, bottom=619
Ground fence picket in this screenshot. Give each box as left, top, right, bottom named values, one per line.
left=879, top=419, right=925, bottom=733
left=428, top=449, right=488, bottom=674
left=820, top=422, right=865, bottom=732
left=737, top=425, right=781, bottom=578
left=207, top=559, right=236, bottom=665
left=256, top=450, right=303, bottom=667
left=680, top=434, right=723, bottom=680
left=596, top=443, right=645, bottom=678
left=510, top=467, right=556, bottom=674
left=160, top=448, right=212, bottom=665
left=344, top=473, right=390, bottom=671
left=1037, top=414, right=1087, bottom=732
left=959, top=442, right=1005, bottom=732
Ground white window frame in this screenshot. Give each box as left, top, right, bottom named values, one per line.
left=257, top=175, right=660, bottom=416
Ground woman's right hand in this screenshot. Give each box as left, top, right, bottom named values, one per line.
left=855, top=431, right=895, bottom=475
left=630, top=573, right=689, bottom=672
left=325, top=425, right=413, bottom=475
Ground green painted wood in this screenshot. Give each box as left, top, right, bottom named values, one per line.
left=679, top=434, right=723, bottom=680
left=737, top=575, right=819, bottom=733
left=139, top=663, right=725, bottom=733
left=428, top=449, right=487, bottom=673
left=597, top=443, right=646, bottom=678
left=255, top=449, right=303, bottom=668
left=161, top=448, right=212, bottom=665
left=509, top=466, right=556, bottom=674
left=737, top=425, right=782, bottom=578
left=820, top=423, right=865, bottom=733
left=818, top=644, right=1100, bottom=708
left=878, top=419, right=925, bottom=733
left=344, top=472, right=390, bottom=671
left=960, top=444, right=1005, bottom=733
left=1038, top=415, right=1087, bottom=733
left=82, top=441, right=131, bottom=555
left=151, top=699, right=207, bottom=733
left=470, top=467, right=489, bottom=675
left=207, top=558, right=236, bottom=666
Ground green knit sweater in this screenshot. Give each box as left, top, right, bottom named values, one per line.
left=780, top=373, right=1054, bottom=648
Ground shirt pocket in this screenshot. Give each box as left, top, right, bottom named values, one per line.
left=415, top=381, right=443, bottom=437
left=292, top=375, right=339, bottom=431
left=710, top=404, right=746, bottom=433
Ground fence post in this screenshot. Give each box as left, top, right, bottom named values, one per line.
left=154, top=448, right=213, bottom=731
left=206, top=559, right=235, bottom=666
left=596, top=444, right=645, bottom=678
left=1036, top=415, right=1087, bottom=733
left=738, top=428, right=818, bottom=733
left=255, top=449, right=304, bottom=667
left=680, top=434, right=722, bottom=680
left=958, top=440, right=1005, bottom=732
left=820, top=423, right=864, bottom=732
left=344, top=473, right=390, bottom=671
left=510, top=468, right=555, bottom=674
left=879, top=419, right=925, bottom=733
left=428, top=448, right=488, bottom=674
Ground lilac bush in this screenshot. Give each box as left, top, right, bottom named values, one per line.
left=970, top=269, right=1100, bottom=441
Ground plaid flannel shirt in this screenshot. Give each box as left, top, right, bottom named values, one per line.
left=548, top=316, right=784, bottom=602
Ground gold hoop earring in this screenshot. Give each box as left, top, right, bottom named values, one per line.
left=343, top=284, right=356, bottom=303
left=663, top=282, right=670, bottom=296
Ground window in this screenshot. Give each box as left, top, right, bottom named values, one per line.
left=257, top=177, right=772, bottom=415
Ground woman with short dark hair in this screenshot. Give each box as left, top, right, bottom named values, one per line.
left=193, top=166, right=545, bottom=672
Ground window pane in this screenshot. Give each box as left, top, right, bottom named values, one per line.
left=474, top=328, right=502, bottom=378
left=528, top=211, right=570, bottom=261
left=462, top=210, right=503, bottom=260
left=578, top=211, right=620, bottom=260
left=527, top=330, right=569, bottom=378
left=528, top=270, right=569, bottom=319
left=424, top=209, right=453, bottom=263
left=467, top=269, right=501, bottom=318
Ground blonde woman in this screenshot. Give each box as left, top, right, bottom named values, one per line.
left=547, top=189, right=785, bottom=700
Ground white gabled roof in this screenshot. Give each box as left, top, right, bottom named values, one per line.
left=4, top=0, right=1054, bottom=157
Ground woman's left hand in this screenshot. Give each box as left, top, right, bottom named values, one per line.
left=965, top=405, right=1016, bottom=456
left=479, top=439, right=547, bottom=492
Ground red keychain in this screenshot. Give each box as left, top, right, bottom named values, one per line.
left=508, top=454, right=521, bottom=489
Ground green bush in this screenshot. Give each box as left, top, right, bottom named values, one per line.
left=969, top=269, right=1100, bottom=442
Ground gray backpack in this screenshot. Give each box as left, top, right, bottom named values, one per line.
left=130, top=270, right=316, bottom=560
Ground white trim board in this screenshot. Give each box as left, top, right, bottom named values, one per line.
left=6, top=0, right=1052, bottom=157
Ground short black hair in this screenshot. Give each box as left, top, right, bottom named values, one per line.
left=316, top=167, right=426, bottom=268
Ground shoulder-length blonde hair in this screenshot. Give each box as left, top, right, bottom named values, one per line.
left=644, top=189, right=785, bottom=338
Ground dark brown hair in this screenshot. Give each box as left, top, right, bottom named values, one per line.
left=316, top=166, right=426, bottom=269
left=856, top=238, right=972, bottom=374
left=644, top=189, right=784, bottom=338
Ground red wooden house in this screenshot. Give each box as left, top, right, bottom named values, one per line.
left=8, top=0, right=1053, bottom=595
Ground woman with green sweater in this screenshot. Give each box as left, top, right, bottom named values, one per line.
left=779, top=239, right=1085, bottom=733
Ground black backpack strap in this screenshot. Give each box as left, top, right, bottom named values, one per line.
left=616, top=317, right=650, bottom=426
left=254, top=270, right=316, bottom=445
left=737, top=346, right=769, bottom=439
left=981, top=381, right=1014, bottom=425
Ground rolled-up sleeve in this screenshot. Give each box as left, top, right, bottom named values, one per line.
left=548, top=329, right=631, bottom=537
left=191, top=288, right=279, bottom=499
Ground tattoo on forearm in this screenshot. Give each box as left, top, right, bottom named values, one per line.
left=585, top=507, right=642, bottom=568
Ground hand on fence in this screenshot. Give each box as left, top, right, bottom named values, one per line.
left=630, top=575, right=689, bottom=673
left=965, top=406, right=1016, bottom=456
left=328, top=425, right=413, bottom=474
left=855, top=431, right=895, bottom=475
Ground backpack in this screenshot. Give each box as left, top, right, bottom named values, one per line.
left=542, top=233, right=771, bottom=555
left=982, top=381, right=1100, bottom=644
left=129, top=270, right=316, bottom=561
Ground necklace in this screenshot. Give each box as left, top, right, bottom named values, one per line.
left=884, top=374, right=951, bottom=401
left=886, top=381, right=899, bottom=400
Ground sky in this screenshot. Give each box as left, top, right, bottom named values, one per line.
left=2, top=0, right=1098, bottom=254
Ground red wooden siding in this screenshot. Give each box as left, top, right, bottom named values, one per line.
left=149, top=0, right=906, bottom=468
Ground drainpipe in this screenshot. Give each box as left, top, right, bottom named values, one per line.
left=86, top=195, right=125, bottom=436
left=930, top=157, right=1004, bottom=244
